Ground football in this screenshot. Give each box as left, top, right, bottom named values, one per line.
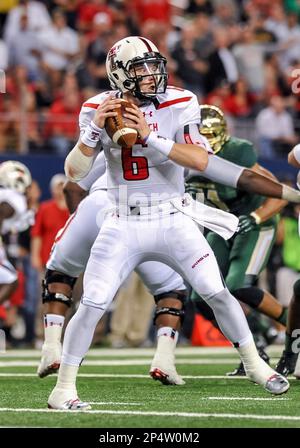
left=105, top=99, right=138, bottom=148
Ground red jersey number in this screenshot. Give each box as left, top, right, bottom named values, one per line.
left=121, top=146, right=149, bottom=181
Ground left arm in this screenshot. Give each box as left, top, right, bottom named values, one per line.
left=167, top=142, right=208, bottom=171
left=124, top=104, right=208, bottom=171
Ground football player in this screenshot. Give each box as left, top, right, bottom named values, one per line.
left=275, top=144, right=300, bottom=377
left=39, top=147, right=300, bottom=383
left=187, top=105, right=291, bottom=375
left=0, top=161, right=32, bottom=305
left=38, top=154, right=187, bottom=385
left=48, top=36, right=290, bottom=410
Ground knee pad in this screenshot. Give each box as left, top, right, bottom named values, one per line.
left=153, top=289, right=187, bottom=324
left=232, top=287, right=264, bottom=309
left=153, top=306, right=185, bottom=325
left=294, top=279, right=300, bottom=298
left=42, top=269, right=77, bottom=307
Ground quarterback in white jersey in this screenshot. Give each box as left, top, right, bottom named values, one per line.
left=48, top=36, right=289, bottom=410
left=40, top=144, right=300, bottom=380
left=39, top=152, right=187, bottom=383
left=0, top=161, right=32, bottom=304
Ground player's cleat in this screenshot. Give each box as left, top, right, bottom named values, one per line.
left=149, top=347, right=185, bottom=385
left=150, top=334, right=185, bottom=385
left=149, top=366, right=185, bottom=385
left=227, top=348, right=270, bottom=377
left=47, top=387, right=91, bottom=411
left=264, top=373, right=290, bottom=395
left=37, top=342, right=61, bottom=378
left=275, top=350, right=298, bottom=377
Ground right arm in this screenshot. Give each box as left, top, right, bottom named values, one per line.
left=64, top=96, right=122, bottom=181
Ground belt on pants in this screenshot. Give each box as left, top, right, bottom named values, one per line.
left=116, top=200, right=179, bottom=216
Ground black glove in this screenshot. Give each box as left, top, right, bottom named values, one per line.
left=238, top=214, right=258, bottom=234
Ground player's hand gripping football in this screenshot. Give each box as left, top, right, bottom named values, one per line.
left=123, top=103, right=151, bottom=141
left=92, top=95, right=123, bottom=129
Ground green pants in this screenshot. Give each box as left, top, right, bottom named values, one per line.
left=191, top=219, right=277, bottom=301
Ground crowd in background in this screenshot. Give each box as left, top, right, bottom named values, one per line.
left=1, top=0, right=300, bottom=349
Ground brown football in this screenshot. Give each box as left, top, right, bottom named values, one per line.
left=105, top=99, right=138, bottom=148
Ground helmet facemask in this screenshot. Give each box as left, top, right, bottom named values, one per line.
left=199, top=105, right=230, bottom=154
left=125, top=54, right=168, bottom=101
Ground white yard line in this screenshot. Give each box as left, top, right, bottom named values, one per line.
left=0, top=407, right=298, bottom=421
left=0, top=346, right=284, bottom=357
left=0, top=358, right=255, bottom=367
left=0, top=372, right=296, bottom=381
left=205, top=396, right=289, bottom=401
left=89, top=402, right=142, bottom=406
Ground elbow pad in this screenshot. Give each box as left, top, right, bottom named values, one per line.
left=64, top=144, right=95, bottom=182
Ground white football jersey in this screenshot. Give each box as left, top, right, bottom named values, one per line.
left=0, top=188, right=27, bottom=234
left=79, top=86, right=211, bottom=206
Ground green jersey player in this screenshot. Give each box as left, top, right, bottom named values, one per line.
left=186, top=105, right=289, bottom=374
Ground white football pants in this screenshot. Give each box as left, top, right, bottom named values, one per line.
left=62, top=205, right=253, bottom=365
left=47, top=189, right=185, bottom=295
left=82, top=210, right=226, bottom=308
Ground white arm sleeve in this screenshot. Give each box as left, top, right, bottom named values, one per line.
left=77, top=151, right=106, bottom=191
left=186, top=154, right=245, bottom=188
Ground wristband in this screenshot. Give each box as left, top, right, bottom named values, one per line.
left=282, top=184, right=300, bottom=203
left=81, top=121, right=103, bottom=148
left=250, top=212, right=262, bottom=225
left=146, top=131, right=175, bottom=157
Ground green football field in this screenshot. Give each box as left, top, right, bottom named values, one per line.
left=0, top=346, right=299, bottom=428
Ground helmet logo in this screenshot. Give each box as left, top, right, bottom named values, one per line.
left=108, top=45, right=121, bottom=72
